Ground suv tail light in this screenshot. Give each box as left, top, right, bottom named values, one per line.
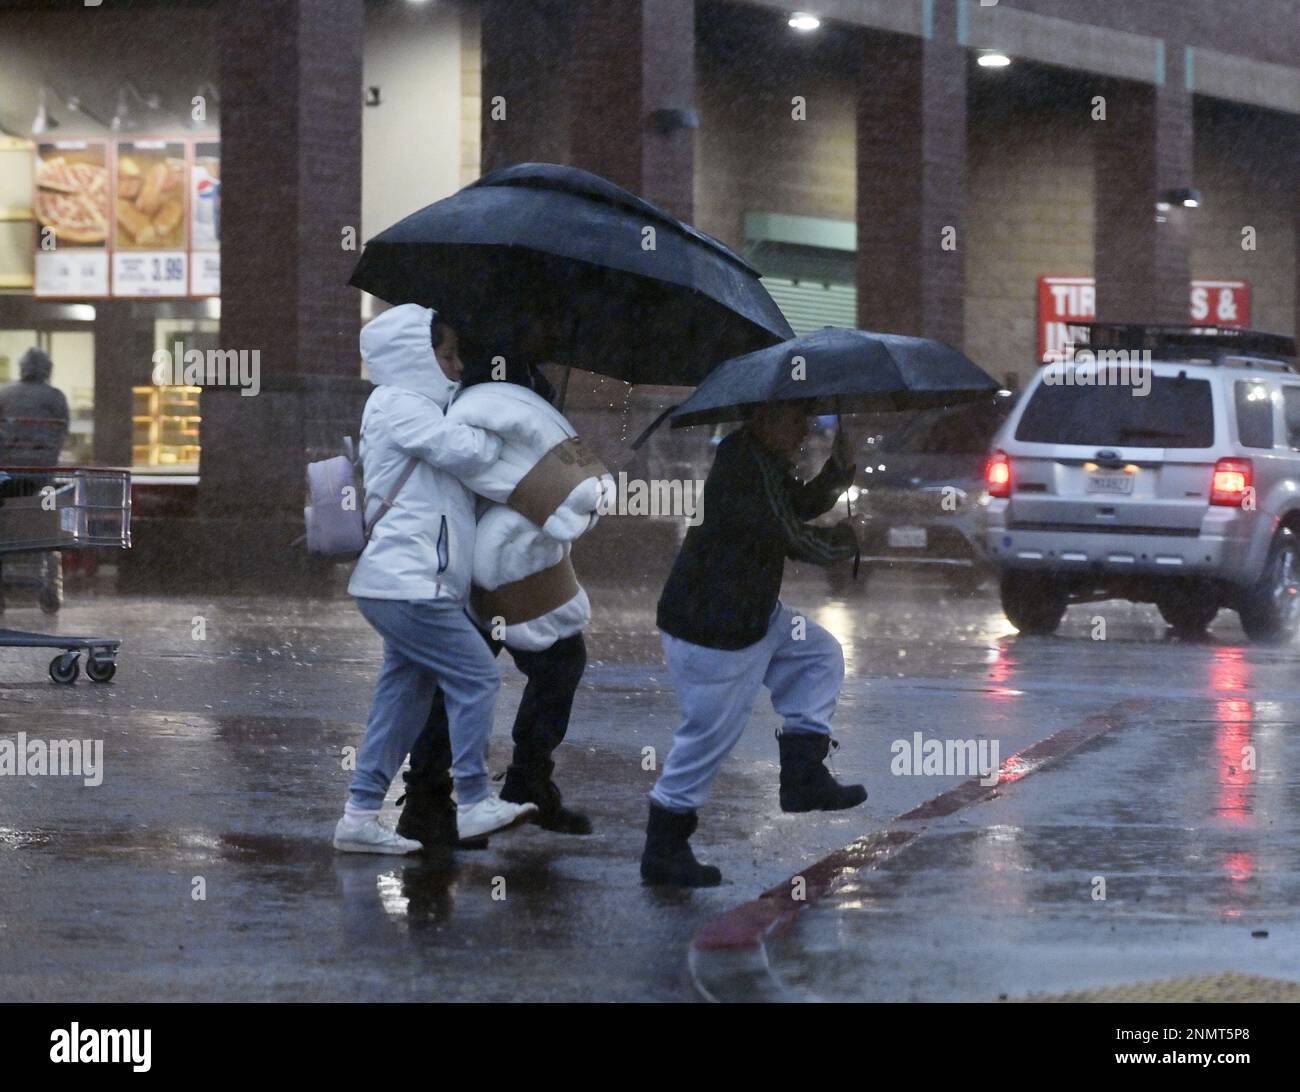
left=986, top=449, right=1012, bottom=498
left=1211, top=457, right=1252, bottom=506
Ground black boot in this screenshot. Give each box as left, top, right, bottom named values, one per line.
left=639, top=802, right=721, bottom=887
left=396, top=771, right=489, bottom=850
left=500, top=759, right=592, bottom=835
left=777, top=730, right=868, bottom=813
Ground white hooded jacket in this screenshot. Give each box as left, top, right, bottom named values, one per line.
left=347, top=304, right=502, bottom=603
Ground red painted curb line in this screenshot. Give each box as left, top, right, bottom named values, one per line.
left=691, top=698, right=1152, bottom=957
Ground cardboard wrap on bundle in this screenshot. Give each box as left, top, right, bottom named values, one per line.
left=471, top=555, right=582, bottom=627
left=507, top=437, right=609, bottom=530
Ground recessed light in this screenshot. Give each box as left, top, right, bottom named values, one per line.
left=977, top=51, right=1012, bottom=68
left=788, top=12, right=820, bottom=32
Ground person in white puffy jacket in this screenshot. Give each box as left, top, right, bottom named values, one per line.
left=334, top=303, right=538, bottom=854
left=394, top=345, right=601, bottom=846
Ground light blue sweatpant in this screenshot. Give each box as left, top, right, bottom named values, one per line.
left=350, top=597, right=500, bottom=809
left=651, top=602, right=845, bottom=813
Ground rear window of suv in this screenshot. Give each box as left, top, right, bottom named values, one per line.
left=1015, top=377, right=1214, bottom=447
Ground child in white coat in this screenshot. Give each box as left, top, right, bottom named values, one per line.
left=335, top=304, right=537, bottom=854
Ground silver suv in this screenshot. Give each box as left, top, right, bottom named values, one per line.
left=985, top=324, right=1300, bottom=643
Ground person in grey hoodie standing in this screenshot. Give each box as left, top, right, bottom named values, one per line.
left=335, top=303, right=537, bottom=854
left=0, top=347, right=69, bottom=465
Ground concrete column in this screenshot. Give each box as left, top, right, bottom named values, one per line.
left=856, top=8, right=966, bottom=346
left=480, top=0, right=574, bottom=173
left=567, top=0, right=696, bottom=221
left=1094, top=77, right=1194, bottom=324
left=90, top=302, right=145, bottom=468
left=144, top=0, right=369, bottom=587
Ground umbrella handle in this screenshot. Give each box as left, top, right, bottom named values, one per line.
left=613, top=403, right=677, bottom=471
left=836, top=411, right=852, bottom=517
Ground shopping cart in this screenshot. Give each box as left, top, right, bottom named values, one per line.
left=0, top=465, right=132, bottom=684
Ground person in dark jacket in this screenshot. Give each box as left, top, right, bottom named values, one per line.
left=642, top=402, right=866, bottom=887
left=0, top=347, right=69, bottom=466
left=396, top=328, right=593, bottom=849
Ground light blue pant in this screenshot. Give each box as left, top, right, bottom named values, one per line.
left=350, top=597, right=500, bottom=809
left=651, top=602, right=845, bottom=813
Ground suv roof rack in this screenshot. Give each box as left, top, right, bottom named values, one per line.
left=1079, top=323, right=1297, bottom=365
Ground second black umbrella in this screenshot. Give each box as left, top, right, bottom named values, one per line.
left=669, top=326, right=1000, bottom=428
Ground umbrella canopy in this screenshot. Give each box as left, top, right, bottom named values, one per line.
left=669, top=327, right=1000, bottom=427
left=349, top=162, right=793, bottom=387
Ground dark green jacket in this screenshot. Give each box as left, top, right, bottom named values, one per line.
left=656, top=428, right=856, bottom=650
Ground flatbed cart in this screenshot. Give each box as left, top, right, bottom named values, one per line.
left=0, top=466, right=132, bottom=684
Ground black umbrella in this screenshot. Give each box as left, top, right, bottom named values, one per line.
left=349, top=162, right=793, bottom=387
left=668, top=327, right=1000, bottom=428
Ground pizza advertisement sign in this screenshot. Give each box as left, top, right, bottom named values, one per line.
left=33, top=141, right=110, bottom=297
left=111, top=139, right=188, bottom=297
left=189, top=140, right=220, bottom=296
left=1038, top=276, right=1252, bottom=362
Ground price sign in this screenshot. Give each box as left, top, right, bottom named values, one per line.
left=113, top=251, right=189, bottom=297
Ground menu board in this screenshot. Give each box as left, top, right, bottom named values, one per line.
left=189, top=140, right=220, bottom=296
left=111, top=139, right=187, bottom=297
left=32, top=141, right=110, bottom=297
left=28, top=136, right=221, bottom=299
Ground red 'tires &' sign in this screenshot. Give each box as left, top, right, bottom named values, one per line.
left=1038, top=277, right=1251, bottom=362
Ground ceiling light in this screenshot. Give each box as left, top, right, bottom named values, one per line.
left=977, top=51, right=1012, bottom=68
left=788, top=12, right=820, bottom=32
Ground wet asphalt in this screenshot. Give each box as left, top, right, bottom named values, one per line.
left=2, top=561, right=1298, bottom=1001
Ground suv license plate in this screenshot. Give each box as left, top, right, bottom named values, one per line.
left=888, top=526, right=927, bottom=548
left=1086, top=472, right=1134, bottom=495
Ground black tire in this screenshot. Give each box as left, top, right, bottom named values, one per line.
left=1000, top=571, right=1068, bottom=635
left=49, top=654, right=80, bottom=685
left=1157, top=585, right=1219, bottom=636
left=85, top=658, right=117, bottom=684
left=1238, top=528, right=1300, bottom=645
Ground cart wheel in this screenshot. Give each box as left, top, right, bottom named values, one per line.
left=49, top=654, right=80, bottom=685
left=39, top=587, right=61, bottom=614
left=85, top=657, right=117, bottom=684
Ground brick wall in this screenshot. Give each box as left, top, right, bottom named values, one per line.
left=1192, top=99, right=1297, bottom=337
left=964, top=80, right=1095, bottom=384
left=694, top=5, right=857, bottom=250
left=460, top=2, right=483, bottom=187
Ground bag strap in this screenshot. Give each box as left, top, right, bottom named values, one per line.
left=363, top=456, right=420, bottom=538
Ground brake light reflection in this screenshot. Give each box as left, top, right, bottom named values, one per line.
left=986, top=450, right=1011, bottom=498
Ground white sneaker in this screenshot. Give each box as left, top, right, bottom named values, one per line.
left=333, top=815, right=422, bottom=855
left=457, top=795, right=538, bottom=840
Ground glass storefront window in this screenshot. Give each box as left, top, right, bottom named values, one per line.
left=49, top=330, right=94, bottom=464
left=133, top=384, right=201, bottom=467
left=0, top=329, right=38, bottom=384
left=132, top=317, right=218, bottom=470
